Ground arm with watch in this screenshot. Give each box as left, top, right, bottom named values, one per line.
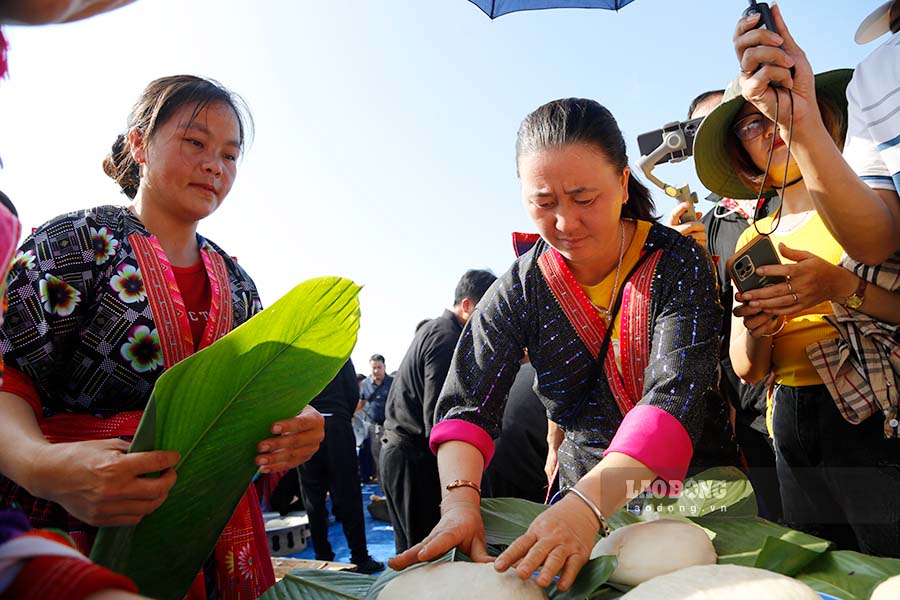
left=736, top=242, right=900, bottom=324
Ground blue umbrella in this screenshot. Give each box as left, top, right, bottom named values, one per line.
left=468, top=0, right=638, bottom=19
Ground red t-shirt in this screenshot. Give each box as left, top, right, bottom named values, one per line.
left=171, top=262, right=211, bottom=350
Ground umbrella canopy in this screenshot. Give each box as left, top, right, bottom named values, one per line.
left=468, top=0, right=637, bottom=19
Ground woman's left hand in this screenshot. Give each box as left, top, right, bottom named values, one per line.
left=493, top=493, right=599, bottom=591
left=255, top=406, right=325, bottom=473
left=737, top=243, right=852, bottom=316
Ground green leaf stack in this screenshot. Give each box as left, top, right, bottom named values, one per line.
left=91, top=276, right=361, bottom=600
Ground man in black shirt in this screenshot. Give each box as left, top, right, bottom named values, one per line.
left=297, top=359, right=384, bottom=573
left=380, top=269, right=497, bottom=553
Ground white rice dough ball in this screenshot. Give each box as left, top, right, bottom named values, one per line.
left=872, top=574, right=900, bottom=600
left=621, top=564, right=820, bottom=599
left=378, top=561, right=548, bottom=600
left=589, top=519, right=717, bottom=585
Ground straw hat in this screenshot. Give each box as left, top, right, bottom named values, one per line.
left=693, top=69, right=853, bottom=200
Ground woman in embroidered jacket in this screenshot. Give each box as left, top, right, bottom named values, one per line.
left=390, top=98, right=730, bottom=590
left=0, top=75, right=325, bottom=598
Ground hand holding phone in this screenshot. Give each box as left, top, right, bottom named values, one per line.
left=742, top=0, right=794, bottom=82
left=742, top=0, right=778, bottom=37
left=726, top=235, right=786, bottom=294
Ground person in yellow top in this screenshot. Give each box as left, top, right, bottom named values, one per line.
left=694, top=71, right=900, bottom=559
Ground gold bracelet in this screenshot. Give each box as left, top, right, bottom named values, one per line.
left=760, top=316, right=786, bottom=337
left=445, top=479, right=481, bottom=495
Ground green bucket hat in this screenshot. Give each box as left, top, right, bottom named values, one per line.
left=693, top=69, right=854, bottom=200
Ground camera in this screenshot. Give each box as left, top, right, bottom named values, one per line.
left=636, top=117, right=703, bottom=166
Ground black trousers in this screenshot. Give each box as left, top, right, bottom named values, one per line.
left=298, top=416, right=369, bottom=563
left=772, top=384, right=900, bottom=557
left=734, top=419, right=783, bottom=523
left=379, top=432, right=442, bottom=554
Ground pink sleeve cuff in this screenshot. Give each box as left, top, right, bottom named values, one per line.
left=605, top=405, right=693, bottom=485
left=429, top=419, right=495, bottom=466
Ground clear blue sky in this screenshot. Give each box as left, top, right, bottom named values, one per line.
left=0, top=0, right=876, bottom=375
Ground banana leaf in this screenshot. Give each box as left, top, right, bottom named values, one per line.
left=753, top=535, right=825, bottom=576
left=90, top=277, right=361, bottom=600
left=640, top=466, right=757, bottom=518
left=796, top=551, right=900, bottom=600
left=692, top=515, right=830, bottom=566
left=259, top=569, right=376, bottom=600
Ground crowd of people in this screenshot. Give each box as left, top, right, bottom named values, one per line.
left=0, top=1, right=899, bottom=599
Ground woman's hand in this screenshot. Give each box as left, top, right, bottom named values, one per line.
left=733, top=5, right=822, bottom=136
left=738, top=243, right=855, bottom=315
left=256, top=405, right=325, bottom=473
left=30, top=438, right=179, bottom=527
left=733, top=299, right=785, bottom=339
left=494, top=493, right=599, bottom=591
left=667, top=202, right=707, bottom=249
left=388, top=495, right=490, bottom=571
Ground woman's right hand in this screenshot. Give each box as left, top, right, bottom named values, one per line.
left=29, top=438, right=179, bottom=527
left=733, top=5, right=821, bottom=135
left=388, top=496, right=491, bottom=571
left=667, top=202, right=707, bottom=249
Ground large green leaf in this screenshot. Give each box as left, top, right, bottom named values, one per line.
left=91, top=277, right=361, bottom=600
left=640, top=467, right=758, bottom=519
left=481, top=496, right=549, bottom=546
left=753, top=535, right=824, bottom=576
left=259, top=569, right=376, bottom=600
left=796, top=551, right=900, bottom=600
left=546, top=556, right=617, bottom=600
left=692, top=515, right=830, bottom=566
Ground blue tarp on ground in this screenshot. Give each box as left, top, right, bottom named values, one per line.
left=288, top=483, right=393, bottom=573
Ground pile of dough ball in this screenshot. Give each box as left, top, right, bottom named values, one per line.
left=621, top=564, right=820, bottom=599
left=872, top=574, right=900, bottom=600
left=378, top=561, right=547, bottom=600
left=590, top=519, right=717, bottom=585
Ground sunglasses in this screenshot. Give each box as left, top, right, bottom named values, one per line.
left=732, top=112, right=774, bottom=142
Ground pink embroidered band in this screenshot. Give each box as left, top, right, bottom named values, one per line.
left=429, top=419, right=496, bottom=466
left=605, top=404, right=694, bottom=484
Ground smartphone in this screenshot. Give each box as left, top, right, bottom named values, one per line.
left=726, top=235, right=786, bottom=293
left=743, top=0, right=777, bottom=34
left=637, top=117, right=704, bottom=166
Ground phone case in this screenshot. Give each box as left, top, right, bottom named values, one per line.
left=726, top=234, right=786, bottom=293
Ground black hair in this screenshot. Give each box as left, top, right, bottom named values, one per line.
left=515, top=98, right=657, bottom=221
left=453, top=269, right=497, bottom=307
left=103, top=75, right=253, bottom=199
left=687, top=89, right=725, bottom=120
left=369, top=354, right=386, bottom=364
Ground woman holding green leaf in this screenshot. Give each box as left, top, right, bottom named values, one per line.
left=0, top=75, right=325, bottom=599
left=391, top=98, right=734, bottom=592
